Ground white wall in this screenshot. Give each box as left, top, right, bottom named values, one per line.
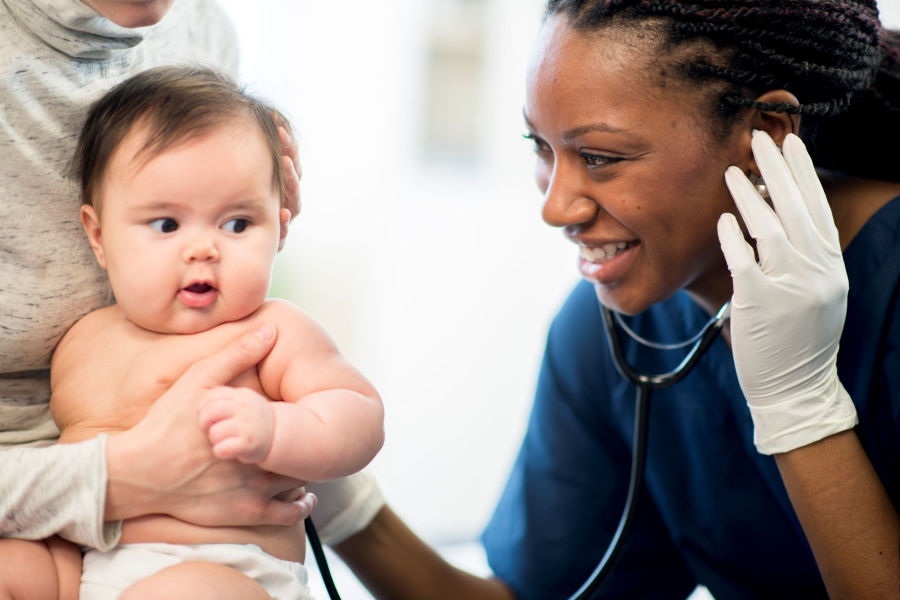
left=216, top=0, right=900, bottom=549
left=216, top=0, right=573, bottom=545
left=883, top=0, right=900, bottom=28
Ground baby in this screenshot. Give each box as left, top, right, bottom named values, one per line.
left=48, top=66, right=384, bottom=600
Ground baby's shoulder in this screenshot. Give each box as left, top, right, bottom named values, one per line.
left=251, top=300, right=340, bottom=383
left=250, top=299, right=320, bottom=338
left=53, top=305, right=123, bottom=363
left=51, top=305, right=142, bottom=389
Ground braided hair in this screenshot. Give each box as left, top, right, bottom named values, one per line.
left=545, top=0, right=900, bottom=182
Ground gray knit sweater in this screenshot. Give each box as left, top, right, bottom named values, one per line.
left=0, top=0, right=237, bottom=549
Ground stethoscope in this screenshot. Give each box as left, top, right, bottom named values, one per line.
left=305, top=300, right=731, bottom=600
left=569, top=300, right=731, bottom=599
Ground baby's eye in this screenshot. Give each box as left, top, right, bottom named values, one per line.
left=149, top=218, right=178, bottom=233
left=222, top=218, right=250, bottom=234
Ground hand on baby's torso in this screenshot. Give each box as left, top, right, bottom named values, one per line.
left=51, top=304, right=266, bottom=441
left=50, top=302, right=306, bottom=562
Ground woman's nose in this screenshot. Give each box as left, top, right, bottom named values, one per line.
left=540, top=162, right=599, bottom=228
left=182, top=238, right=219, bottom=262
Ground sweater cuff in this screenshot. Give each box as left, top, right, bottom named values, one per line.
left=59, top=434, right=122, bottom=550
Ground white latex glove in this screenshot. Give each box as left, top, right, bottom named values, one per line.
left=717, top=130, right=858, bottom=455
left=305, top=469, right=385, bottom=546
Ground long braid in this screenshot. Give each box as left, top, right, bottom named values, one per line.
left=546, top=0, right=900, bottom=181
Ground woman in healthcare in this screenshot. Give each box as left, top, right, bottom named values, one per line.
left=327, top=1, right=900, bottom=599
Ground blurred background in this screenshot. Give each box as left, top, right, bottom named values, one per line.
left=214, top=1, right=900, bottom=597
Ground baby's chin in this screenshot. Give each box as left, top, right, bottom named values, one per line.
left=123, top=309, right=252, bottom=335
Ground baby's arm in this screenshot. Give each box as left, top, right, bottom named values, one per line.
left=198, top=300, right=384, bottom=482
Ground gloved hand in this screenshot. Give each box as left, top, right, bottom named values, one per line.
left=717, top=130, right=857, bottom=455
left=305, top=469, right=385, bottom=546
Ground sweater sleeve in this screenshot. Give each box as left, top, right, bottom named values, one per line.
left=307, top=469, right=385, bottom=546
left=0, top=435, right=121, bottom=550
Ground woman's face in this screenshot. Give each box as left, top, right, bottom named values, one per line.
left=80, top=0, right=174, bottom=28
left=525, top=15, right=743, bottom=315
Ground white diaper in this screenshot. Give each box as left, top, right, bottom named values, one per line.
left=80, top=542, right=316, bottom=600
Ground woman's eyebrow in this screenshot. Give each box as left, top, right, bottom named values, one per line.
left=563, top=122, right=626, bottom=140
left=522, top=111, right=626, bottom=139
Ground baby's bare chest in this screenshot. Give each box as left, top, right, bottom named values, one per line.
left=53, top=322, right=263, bottom=435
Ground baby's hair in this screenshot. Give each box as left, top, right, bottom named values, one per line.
left=74, top=65, right=293, bottom=210
left=545, top=0, right=900, bottom=182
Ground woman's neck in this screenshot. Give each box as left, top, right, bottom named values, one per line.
left=820, top=170, right=900, bottom=251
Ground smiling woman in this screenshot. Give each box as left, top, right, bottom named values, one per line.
left=309, top=1, right=900, bottom=599
left=524, top=19, right=742, bottom=317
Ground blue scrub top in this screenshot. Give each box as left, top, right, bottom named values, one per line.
left=483, top=195, right=900, bottom=600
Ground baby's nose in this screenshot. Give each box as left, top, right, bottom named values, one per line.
left=183, top=239, right=219, bottom=262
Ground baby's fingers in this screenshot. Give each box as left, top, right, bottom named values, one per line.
left=212, top=437, right=247, bottom=462
left=207, top=416, right=242, bottom=446
left=197, top=396, right=237, bottom=434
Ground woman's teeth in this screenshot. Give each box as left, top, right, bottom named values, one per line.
left=579, top=242, right=632, bottom=263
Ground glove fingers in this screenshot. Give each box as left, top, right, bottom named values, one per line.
left=782, top=133, right=842, bottom=254
left=717, top=212, right=761, bottom=299
left=751, top=131, right=821, bottom=260
left=724, top=166, right=792, bottom=275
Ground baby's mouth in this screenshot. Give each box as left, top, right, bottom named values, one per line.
left=178, top=282, right=218, bottom=308
left=183, top=283, right=214, bottom=294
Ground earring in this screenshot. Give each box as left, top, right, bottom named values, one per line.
left=754, top=176, right=770, bottom=199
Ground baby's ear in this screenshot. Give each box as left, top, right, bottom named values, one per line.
left=80, top=205, right=107, bottom=269
left=277, top=207, right=291, bottom=251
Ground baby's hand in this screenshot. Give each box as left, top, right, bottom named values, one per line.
left=198, top=387, right=275, bottom=464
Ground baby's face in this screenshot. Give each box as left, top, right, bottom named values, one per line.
left=82, top=119, right=289, bottom=334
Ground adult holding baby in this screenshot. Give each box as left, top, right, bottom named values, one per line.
left=0, top=2, right=377, bottom=598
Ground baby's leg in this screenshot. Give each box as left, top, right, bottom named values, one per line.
left=46, top=537, right=82, bottom=600
left=0, top=537, right=81, bottom=600
left=119, top=563, right=270, bottom=600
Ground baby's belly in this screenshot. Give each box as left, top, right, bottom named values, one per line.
left=121, top=515, right=307, bottom=564
left=59, top=424, right=307, bottom=563
left=57, top=423, right=130, bottom=445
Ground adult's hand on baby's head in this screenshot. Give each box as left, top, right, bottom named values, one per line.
left=274, top=112, right=300, bottom=251
left=105, top=323, right=316, bottom=527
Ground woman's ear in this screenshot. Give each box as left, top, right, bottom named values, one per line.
left=80, top=204, right=107, bottom=269
left=743, top=89, right=801, bottom=177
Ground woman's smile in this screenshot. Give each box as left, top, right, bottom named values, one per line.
left=576, top=240, right=640, bottom=285
left=525, top=14, right=742, bottom=315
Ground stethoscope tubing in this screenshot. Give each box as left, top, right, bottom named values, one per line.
left=306, top=516, right=342, bottom=600
left=309, top=302, right=729, bottom=600
left=569, top=303, right=729, bottom=599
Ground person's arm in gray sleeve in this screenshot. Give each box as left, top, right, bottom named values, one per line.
left=1, top=325, right=317, bottom=550
left=0, top=436, right=119, bottom=550
left=306, top=469, right=384, bottom=546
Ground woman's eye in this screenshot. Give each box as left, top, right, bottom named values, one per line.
left=581, top=152, right=623, bottom=168
left=223, top=218, right=250, bottom=234
left=523, top=133, right=550, bottom=153
left=149, top=218, right=178, bottom=233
